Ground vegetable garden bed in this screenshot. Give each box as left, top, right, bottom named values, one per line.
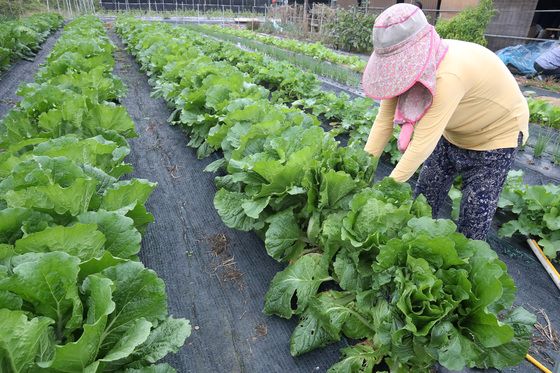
left=1, top=14, right=558, bottom=373
left=111, top=18, right=560, bottom=373
left=0, top=25, right=62, bottom=119
left=0, top=16, right=189, bottom=372
left=0, top=13, right=63, bottom=77
left=105, top=27, right=347, bottom=371
left=189, top=24, right=560, bottom=183
left=194, top=24, right=560, bottom=142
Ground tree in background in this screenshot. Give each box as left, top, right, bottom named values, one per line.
left=0, top=0, right=45, bottom=18
left=435, top=0, right=495, bottom=46
left=323, top=8, right=376, bottom=53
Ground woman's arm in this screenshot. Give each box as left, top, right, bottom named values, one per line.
left=390, top=73, right=466, bottom=182
left=364, top=98, right=397, bottom=157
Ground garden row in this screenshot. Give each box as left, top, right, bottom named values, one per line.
left=117, top=17, right=535, bottom=372
left=199, top=24, right=560, bottom=134
left=0, top=16, right=189, bottom=372
left=191, top=23, right=560, bottom=260
left=191, top=24, right=363, bottom=89
left=183, top=24, right=402, bottom=163
left=195, top=24, right=367, bottom=72
left=185, top=23, right=560, bottom=261
left=0, top=13, right=63, bottom=76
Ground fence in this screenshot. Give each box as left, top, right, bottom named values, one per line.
left=96, top=1, right=560, bottom=52
left=99, top=0, right=270, bottom=12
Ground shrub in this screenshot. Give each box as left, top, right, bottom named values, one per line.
left=323, top=8, right=376, bottom=53
left=245, top=20, right=261, bottom=31
left=435, top=0, right=495, bottom=46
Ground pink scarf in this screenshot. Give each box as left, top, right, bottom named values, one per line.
left=395, top=30, right=448, bottom=152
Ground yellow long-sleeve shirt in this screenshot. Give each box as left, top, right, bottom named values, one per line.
left=364, top=39, right=529, bottom=182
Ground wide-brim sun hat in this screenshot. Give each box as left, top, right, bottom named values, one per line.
left=362, top=3, right=437, bottom=100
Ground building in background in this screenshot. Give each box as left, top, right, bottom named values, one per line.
left=342, top=0, right=560, bottom=50
left=485, top=0, right=560, bottom=50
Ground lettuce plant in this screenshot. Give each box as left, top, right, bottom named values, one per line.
left=498, top=170, right=560, bottom=259
left=0, top=13, right=63, bottom=75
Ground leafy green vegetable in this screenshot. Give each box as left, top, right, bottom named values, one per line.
left=527, top=98, right=560, bottom=129
left=498, top=170, right=560, bottom=259
left=0, top=13, right=63, bottom=75
left=290, top=291, right=369, bottom=356
left=264, top=253, right=331, bottom=319
left=265, top=209, right=306, bottom=261
left=327, top=343, right=383, bottom=373
left=0, top=309, right=54, bottom=372
left=0, top=251, right=83, bottom=338
left=14, top=223, right=105, bottom=260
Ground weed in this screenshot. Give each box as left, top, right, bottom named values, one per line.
left=533, top=134, right=551, bottom=158
left=552, top=141, right=560, bottom=165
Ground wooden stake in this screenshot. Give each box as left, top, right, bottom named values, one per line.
left=527, top=239, right=560, bottom=291
left=303, top=0, right=308, bottom=32
left=526, top=354, right=552, bottom=373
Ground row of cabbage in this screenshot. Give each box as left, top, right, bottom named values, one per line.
left=185, top=25, right=402, bottom=162
left=0, top=16, right=189, bottom=373
left=0, top=13, right=63, bottom=75
left=117, top=18, right=535, bottom=372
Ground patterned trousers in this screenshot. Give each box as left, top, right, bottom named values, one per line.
left=414, top=135, right=520, bottom=240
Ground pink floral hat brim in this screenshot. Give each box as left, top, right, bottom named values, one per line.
left=362, top=24, right=434, bottom=100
